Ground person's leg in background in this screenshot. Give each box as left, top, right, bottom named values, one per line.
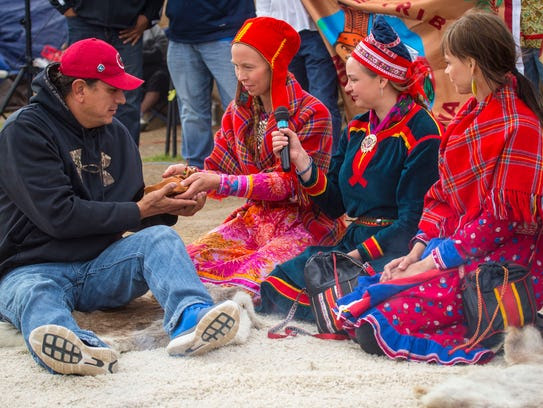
left=201, top=39, right=238, bottom=128
left=140, top=89, right=159, bottom=114
left=167, top=41, right=214, bottom=169
left=290, top=30, right=342, bottom=153
left=66, top=17, right=143, bottom=145
left=65, top=16, right=97, bottom=46
left=140, top=69, right=169, bottom=129
left=288, top=48, right=309, bottom=90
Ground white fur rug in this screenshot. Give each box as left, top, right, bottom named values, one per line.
left=3, top=298, right=542, bottom=407
left=416, top=326, right=543, bottom=408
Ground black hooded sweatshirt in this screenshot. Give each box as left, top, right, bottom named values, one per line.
left=0, top=64, right=175, bottom=277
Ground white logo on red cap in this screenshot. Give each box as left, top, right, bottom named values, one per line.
left=116, top=53, right=125, bottom=70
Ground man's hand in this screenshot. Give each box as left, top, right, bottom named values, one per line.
left=119, top=15, right=149, bottom=45
left=169, top=191, right=207, bottom=216
left=137, top=182, right=201, bottom=219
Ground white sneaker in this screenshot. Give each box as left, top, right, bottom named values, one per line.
left=29, top=324, right=119, bottom=375
left=167, top=300, right=240, bottom=356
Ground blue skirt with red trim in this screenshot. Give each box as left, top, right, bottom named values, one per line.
left=335, top=270, right=495, bottom=365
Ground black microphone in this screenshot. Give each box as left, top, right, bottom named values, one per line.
left=275, top=106, right=290, bottom=172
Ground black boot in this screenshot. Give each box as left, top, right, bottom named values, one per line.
left=355, top=324, right=384, bottom=356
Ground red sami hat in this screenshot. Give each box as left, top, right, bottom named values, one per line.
left=59, top=38, right=143, bottom=90
left=233, top=17, right=300, bottom=110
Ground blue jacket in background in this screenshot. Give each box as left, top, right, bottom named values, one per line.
left=166, top=0, right=255, bottom=43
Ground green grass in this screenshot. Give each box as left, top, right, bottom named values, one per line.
left=142, top=154, right=185, bottom=163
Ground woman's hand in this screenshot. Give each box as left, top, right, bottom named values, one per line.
left=347, top=249, right=361, bottom=260
left=381, top=242, right=427, bottom=282
left=176, top=171, right=221, bottom=198
left=382, top=254, right=418, bottom=279
left=380, top=255, right=436, bottom=282
left=271, top=128, right=311, bottom=173
left=162, top=164, right=190, bottom=178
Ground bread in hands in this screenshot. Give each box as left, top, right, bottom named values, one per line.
left=144, top=166, right=198, bottom=196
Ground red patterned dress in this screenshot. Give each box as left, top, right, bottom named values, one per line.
left=186, top=75, right=345, bottom=297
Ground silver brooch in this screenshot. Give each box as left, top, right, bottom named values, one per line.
left=360, top=134, right=377, bottom=153
left=97, top=64, right=105, bottom=72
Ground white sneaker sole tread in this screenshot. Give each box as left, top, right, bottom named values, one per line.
left=29, top=324, right=119, bottom=376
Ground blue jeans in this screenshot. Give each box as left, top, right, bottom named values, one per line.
left=0, top=226, right=213, bottom=370
left=289, top=30, right=342, bottom=152
left=167, top=39, right=238, bottom=168
left=522, top=47, right=543, bottom=92
left=66, top=17, right=143, bottom=145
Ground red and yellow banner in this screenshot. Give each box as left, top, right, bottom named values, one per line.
left=302, top=0, right=508, bottom=125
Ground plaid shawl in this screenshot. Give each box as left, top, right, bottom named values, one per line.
left=419, top=78, right=543, bottom=237
left=206, top=74, right=330, bottom=178
left=205, top=74, right=345, bottom=245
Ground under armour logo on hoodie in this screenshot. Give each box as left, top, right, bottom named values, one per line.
left=70, top=149, right=114, bottom=187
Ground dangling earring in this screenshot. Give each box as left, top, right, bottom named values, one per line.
left=379, top=87, right=384, bottom=97
left=471, top=77, right=477, bottom=96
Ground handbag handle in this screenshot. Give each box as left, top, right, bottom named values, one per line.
left=268, top=253, right=349, bottom=340
left=331, top=252, right=343, bottom=297
left=451, top=264, right=510, bottom=353
left=267, top=290, right=315, bottom=339
left=267, top=289, right=350, bottom=340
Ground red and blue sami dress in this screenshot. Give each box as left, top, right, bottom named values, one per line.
left=258, top=96, right=442, bottom=320
left=335, top=81, right=543, bottom=365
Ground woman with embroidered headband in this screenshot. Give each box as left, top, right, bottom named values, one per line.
left=257, top=15, right=442, bottom=320
left=162, top=17, right=345, bottom=298
left=335, top=10, right=543, bottom=365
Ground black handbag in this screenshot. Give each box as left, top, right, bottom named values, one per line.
left=304, top=251, right=372, bottom=335
left=460, top=262, right=537, bottom=350
left=267, top=251, right=372, bottom=340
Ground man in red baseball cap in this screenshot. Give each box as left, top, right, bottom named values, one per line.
left=50, top=0, right=164, bottom=145
left=57, top=38, right=144, bottom=129
left=0, top=38, right=241, bottom=375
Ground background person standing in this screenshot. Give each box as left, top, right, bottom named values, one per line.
left=256, top=0, right=343, bottom=152
left=49, top=0, right=164, bottom=145
left=165, top=0, right=255, bottom=169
